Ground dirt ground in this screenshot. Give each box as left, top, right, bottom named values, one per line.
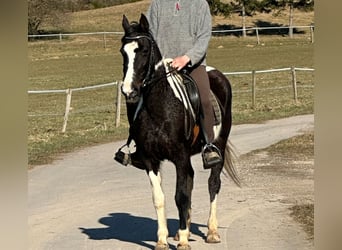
left=237, top=132, right=314, bottom=240
left=28, top=114, right=314, bottom=250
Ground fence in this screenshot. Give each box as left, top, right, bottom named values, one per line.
left=28, top=25, right=315, bottom=46
left=28, top=66, right=314, bottom=133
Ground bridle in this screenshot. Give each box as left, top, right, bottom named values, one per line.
left=122, top=34, right=157, bottom=88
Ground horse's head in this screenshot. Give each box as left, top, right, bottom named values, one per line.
left=120, top=14, right=157, bottom=103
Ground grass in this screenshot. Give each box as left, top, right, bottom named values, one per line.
left=28, top=1, right=314, bottom=167
left=290, top=203, right=314, bottom=239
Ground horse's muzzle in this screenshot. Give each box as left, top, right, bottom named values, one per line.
left=121, top=83, right=140, bottom=103
left=124, top=90, right=140, bottom=103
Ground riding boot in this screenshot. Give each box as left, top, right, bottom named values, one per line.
left=200, top=115, right=223, bottom=169
left=115, top=150, right=146, bottom=170
left=189, top=65, right=223, bottom=169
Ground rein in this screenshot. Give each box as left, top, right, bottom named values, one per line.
left=118, top=34, right=198, bottom=161
left=123, top=34, right=180, bottom=88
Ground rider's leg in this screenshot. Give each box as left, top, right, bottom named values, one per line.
left=189, top=66, right=222, bottom=169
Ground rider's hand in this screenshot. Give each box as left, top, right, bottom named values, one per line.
left=171, top=55, right=190, bottom=71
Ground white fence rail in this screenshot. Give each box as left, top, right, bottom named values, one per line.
left=28, top=67, right=314, bottom=132
left=28, top=25, right=315, bottom=45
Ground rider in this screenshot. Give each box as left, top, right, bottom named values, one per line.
left=146, top=0, right=222, bottom=168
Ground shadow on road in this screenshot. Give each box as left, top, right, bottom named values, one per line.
left=79, top=212, right=207, bottom=249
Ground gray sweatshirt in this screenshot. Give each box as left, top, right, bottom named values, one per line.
left=146, top=0, right=212, bottom=67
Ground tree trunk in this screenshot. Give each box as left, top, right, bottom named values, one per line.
left=288, top=4, right=294, bottom=38
left=242, top=5, right=246, bottom=37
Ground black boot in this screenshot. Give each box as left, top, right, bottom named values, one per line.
left=114, top=149, right=131, bottom=166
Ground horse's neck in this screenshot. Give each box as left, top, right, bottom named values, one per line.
left=142, top=61, right=176, bottom=118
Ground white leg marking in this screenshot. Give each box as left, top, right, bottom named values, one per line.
left=208, top=195, right=218, bottom=232
left=122, top=41, right=138, bottom=95
left=178, top=228, right=190, bottom=246
left=148, top=171, right=168, bottom=245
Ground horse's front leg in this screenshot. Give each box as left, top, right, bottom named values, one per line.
left=175, top=160, right=194, bottom=250
left=206, top=165, right=223, bottom=243
left=148, top=170, right=169, bottom=250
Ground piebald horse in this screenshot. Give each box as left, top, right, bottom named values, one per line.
left=117, top=14, right=240, bottom=250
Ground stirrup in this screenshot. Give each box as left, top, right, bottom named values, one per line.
left=114, top=144, right=131, bottom=166
left=202, top=143, right=223, bottom=169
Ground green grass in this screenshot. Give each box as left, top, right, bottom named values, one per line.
left=28, top=2, right=314, bottom=167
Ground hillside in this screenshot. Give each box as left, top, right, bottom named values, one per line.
left=62, top=0, right=314, bottom=33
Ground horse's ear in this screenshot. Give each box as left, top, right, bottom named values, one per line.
left=122, top=15, right=130, bottom=32
left=139, top=13, right=149, bottom=33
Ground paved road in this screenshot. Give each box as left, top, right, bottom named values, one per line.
left=28, top=114, right=314, bottom=250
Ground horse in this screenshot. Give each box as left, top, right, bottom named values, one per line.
left=116, top=14, right=240, bottom=250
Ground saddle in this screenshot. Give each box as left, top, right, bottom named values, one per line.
left=114, top=62, right=222, bottom=167
left=164, top=59, right=221, bottom=142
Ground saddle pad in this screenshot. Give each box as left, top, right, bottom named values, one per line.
left=209, top=91, right=221, bottom=125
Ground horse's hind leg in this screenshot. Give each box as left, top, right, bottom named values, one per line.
left=148, top=170, right=169, bottom=250
left=206, top=165, right=223, bottom=243
left=175, top=159, right=194, bottom=250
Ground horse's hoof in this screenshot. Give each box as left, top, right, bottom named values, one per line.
left=177, top=243, right=191, bottom=250
left=206, top=231, right=221, bottom=243
left=155, top=242, right=169, bottom=250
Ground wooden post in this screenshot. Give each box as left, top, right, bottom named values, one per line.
left=291, top=67, right=298, bottom=103
left=115, top=82, right=122, bottom=127
left=252, top=70, right=256, bottom=108
left=256, top=27, right=260, bottom=45
left=62, top=89, right=72, bottom=133
left=103, top=32, right=107, bottom=48
left=310, top=25, right=314, bottom=43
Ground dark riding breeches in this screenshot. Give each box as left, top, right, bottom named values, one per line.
left=189, top=65, right=215, bottom=142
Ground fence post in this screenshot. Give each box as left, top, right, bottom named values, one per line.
left=62, top=88, right=72, bottom=133
left=310, top=25, right=314, bottom=43
left=115, top=82, right=122, bottom=127
left=103, top=32, right=107, bottom=48
left=59, top=33, right=62, bottom=42
left=252, top=70, right=256, bottom=108
left=291, top=67, right=298, bottom=103
left=255, top=27, right=260, bottom=45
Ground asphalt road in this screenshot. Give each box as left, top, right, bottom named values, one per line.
left=28, top=114, right=314, bottom=250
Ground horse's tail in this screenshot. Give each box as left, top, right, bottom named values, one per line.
left=223, top=140, right=242, bottom=187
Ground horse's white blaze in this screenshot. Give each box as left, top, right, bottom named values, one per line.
left=208, top=194, right=218, bottom=232
left=148, top=171, right=168, bottom=244
left=122, top=41, right=138, bottom=95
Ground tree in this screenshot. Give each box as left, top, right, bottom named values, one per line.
left=207, top=0, right=233, bottom=17
left=260, top=0, right=314, bottom=37
left=229, top=0, right=262, bottom=37
left=28, top=0, right=70, bottom=35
